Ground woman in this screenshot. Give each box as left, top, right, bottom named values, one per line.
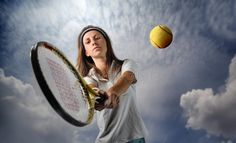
left=77, top=25, right=146, bottom=143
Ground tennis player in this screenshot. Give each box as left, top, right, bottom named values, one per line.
left=77, top=25, right=147, bottom=143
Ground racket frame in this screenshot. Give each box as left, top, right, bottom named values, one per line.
left=31, top=41, right=98, bottom=126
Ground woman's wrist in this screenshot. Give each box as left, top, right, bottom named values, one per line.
left=107, top=87, right=119, bottom=97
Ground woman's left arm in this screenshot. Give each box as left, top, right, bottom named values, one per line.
left=107, top=71, right=137, bottom=97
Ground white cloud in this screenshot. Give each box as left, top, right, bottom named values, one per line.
left=0, top=68, right=97, bottom=143
left=180, top=55, right=236, bottom=138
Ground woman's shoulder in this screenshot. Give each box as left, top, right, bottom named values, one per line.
left=122, top=59, right=137, bottom=66
left=83, top=68, right=99, bottom=85
left=121, top=59, right=138, bottom=74
left=84, top=68, right=98, bottom=80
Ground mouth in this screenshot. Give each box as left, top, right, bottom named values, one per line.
left=93, top=47, right=101, bottom=51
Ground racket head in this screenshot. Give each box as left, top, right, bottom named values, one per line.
left=31, top=41, right=94, bottom=126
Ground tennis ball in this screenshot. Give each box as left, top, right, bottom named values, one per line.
left=150, top=24, right=173, bottom=49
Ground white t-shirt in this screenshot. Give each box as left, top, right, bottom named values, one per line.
left=84, top=59, right=147, bottom=143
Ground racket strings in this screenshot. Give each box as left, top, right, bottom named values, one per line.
left=46, top=58, right=82, bottom=112
left=34, top=42, right=95, bottom=126
left=50, top=48, right=95, bottom=123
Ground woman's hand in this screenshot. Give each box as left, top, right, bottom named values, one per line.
left=94, top=90, right=119, bottom=110
left=105, top=89, right=120, bottom=108
left=95, top=102, right=106, bottom=111
left=95, top=90, right=107, bottom=111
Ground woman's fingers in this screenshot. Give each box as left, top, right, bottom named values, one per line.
left=95, top=103, right=105, bottom=111
left=105, top=93, right=119, bottom=108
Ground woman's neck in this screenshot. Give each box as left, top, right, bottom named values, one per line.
left=93, top=58, right=109, bottom=77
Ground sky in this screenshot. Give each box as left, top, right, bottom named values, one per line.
left=0, top=0, right=236, bottom=143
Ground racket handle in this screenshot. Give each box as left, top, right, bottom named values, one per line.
left=96, top=94, right=108, bottom=105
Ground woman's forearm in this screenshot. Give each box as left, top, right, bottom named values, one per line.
left=107, top=71, right=136, bottom=96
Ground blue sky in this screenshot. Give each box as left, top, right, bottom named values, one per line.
left=1, top=0, right=236, bottom=143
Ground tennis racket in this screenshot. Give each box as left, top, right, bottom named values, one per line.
left=30, top=41, right=106, bottom=127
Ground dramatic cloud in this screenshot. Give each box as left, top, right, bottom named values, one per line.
left=0, top=68, right=98, bottom=143
left=180, top=55, right=236, bottom=138
left=1, top=0, right=235, bottom=80
left=206, top=0, right=236, bottom=41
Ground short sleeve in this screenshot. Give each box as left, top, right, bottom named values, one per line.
left=83, top=76, right=97, bottom=86
left=121, top=59, right=138, bottom=75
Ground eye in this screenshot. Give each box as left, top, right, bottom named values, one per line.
left=95, top=36, right=101, bottom=40
left=85, top=39, right=90, bottom=44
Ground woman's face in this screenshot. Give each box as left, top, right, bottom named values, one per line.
left=83, top=30, right=107, bottom=59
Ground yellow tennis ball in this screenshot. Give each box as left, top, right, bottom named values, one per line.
left=150, top=24, right=173, bottom=49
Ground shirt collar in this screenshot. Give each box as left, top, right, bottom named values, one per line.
left=88, top=60, right=116, bottom=82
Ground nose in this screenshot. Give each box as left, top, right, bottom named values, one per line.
left=91, top=39, right=97, bottom=46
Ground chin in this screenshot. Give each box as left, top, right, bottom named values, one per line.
left=93, top=54, right=106, bottom=59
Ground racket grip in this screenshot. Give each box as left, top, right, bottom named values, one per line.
left=96, top=94, right=108, bottom=105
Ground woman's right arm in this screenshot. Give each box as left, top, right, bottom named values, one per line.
left=88, top=84, right=106, bottom=111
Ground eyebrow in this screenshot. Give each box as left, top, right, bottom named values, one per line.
left=84, top=34, right=100, bottom=41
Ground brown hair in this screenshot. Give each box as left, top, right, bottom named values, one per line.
left=76, top=25, right=123, bottom=76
